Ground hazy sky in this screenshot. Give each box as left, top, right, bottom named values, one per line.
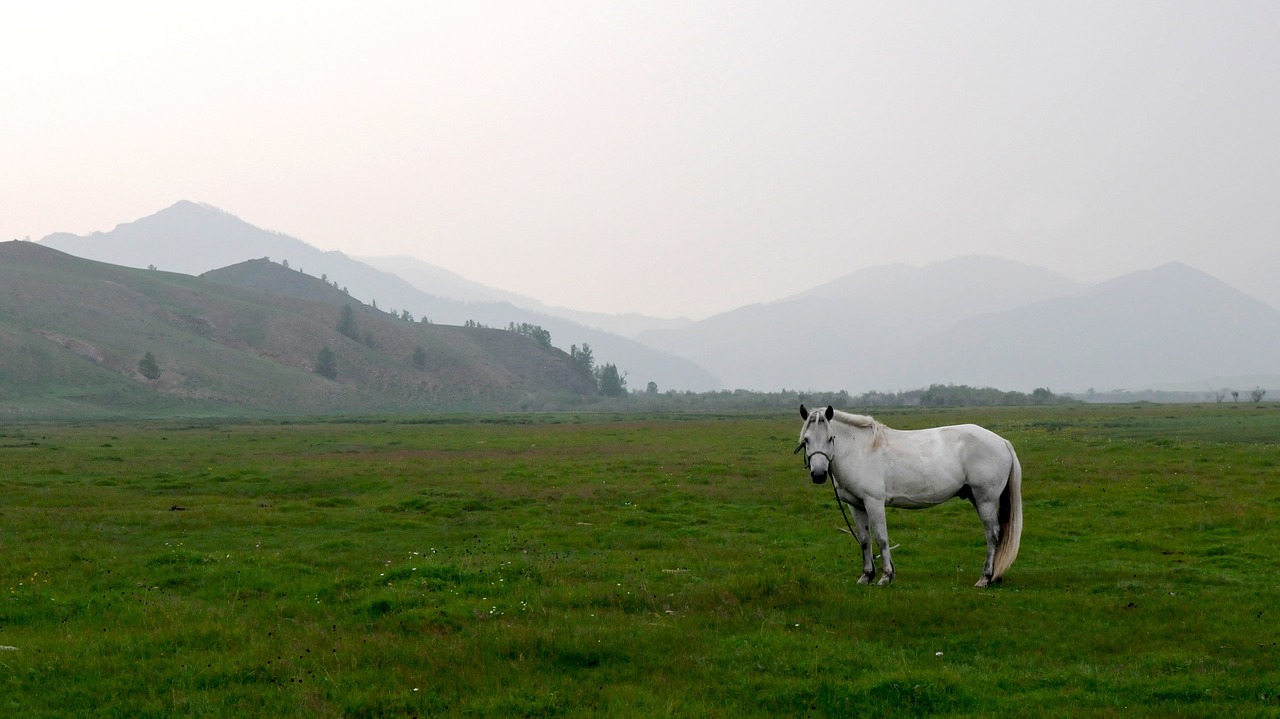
left=5, top=2, right=1279, bottom=319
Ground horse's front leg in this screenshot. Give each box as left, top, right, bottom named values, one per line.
left=851, top=504, right=875, bottom=584
left=865, top=499, right=895, bottom=586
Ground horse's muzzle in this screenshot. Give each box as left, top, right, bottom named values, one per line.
left=798, top=442, right=832, bottom=484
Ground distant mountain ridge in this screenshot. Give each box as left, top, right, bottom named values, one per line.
left=41, top=201, right=720, bottom=392
left=41, top=201, right=317, bottom=276
left=357, top=255, right=693, bottom=339
left=894, top=262, right=1280, bottom=392
left=637, top=256, right=1086, bottom=391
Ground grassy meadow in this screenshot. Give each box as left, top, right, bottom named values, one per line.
left=1, top=404, right=1278, bottom=717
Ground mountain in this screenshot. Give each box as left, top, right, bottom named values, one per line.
left=637, top=256, right=1085, bottom=391
left=40, top=201, right=719, bottom=392
left=639, top=257, right=1280, bottom=394
left=0, top=242, right=596, bottom=417
left=894, top=262, right=1280, bottom=392
left=357, top=254, right=693, bottom=338
left=41, top=201, right=320, bottom=276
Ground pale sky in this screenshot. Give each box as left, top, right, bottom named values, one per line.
left=4, top=1, right=1279, bottom=319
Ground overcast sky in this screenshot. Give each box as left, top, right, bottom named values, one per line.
left=4, top=2, right=1278, bottom=319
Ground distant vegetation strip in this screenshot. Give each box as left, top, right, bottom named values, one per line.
left=511, top=383, right=1079, bottom=413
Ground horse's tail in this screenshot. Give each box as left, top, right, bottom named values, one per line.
left=992, top=440, right=1023, bottom=581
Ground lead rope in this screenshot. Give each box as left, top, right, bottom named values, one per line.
left=828, top=459, right=860, bottom=544
left=796, top=440, right=859, bottom=543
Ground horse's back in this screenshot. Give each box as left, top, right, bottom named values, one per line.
left=881, top=424, right=1013, bottom=506
left=933, top=421, right=1012, bottom=461
left=893, top=423, right=1007, bottom=462
left=946, top=423, right=1013, bottom=462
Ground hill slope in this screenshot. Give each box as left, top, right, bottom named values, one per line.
left=0, top=242, right=596, bottom=417
left=41, top=201, right=719, bottom=391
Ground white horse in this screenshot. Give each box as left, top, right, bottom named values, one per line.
left=796, top=405, right=1023, bottom=587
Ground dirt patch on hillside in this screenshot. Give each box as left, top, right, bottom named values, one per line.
left=37, top=331, right=107, bottom=364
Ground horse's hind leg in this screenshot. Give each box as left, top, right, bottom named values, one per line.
left=851, top=505, right=876, bottom=584
left=973, top=498, right=1001, bottom=588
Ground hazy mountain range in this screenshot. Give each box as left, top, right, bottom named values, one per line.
left=42, top=201, right=717, bottom=392
left=37, top=201, right=1280, bottom=395
left=640, top=256, right=1280, bottom=394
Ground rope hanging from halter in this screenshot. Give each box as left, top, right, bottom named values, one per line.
left=794, top=437, right=859, bottom=544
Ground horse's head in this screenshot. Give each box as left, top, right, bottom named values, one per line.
left=796, top=404, right=836, bottom=484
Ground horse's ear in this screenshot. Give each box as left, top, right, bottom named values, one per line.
left=825, top=405, right=834, bottom=420
left=799, top=404, right=809, bottom=420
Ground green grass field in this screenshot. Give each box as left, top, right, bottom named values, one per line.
left=2, top=404, right=1278, bottom=717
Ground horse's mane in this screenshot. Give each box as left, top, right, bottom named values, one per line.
left=831, top=411, right=887, bottom=449
left=830, top=411, right=876, bottom=428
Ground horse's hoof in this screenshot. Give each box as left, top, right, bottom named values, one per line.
left=857, top=574, right=873, bottom=585
left=975, top=576, right=995, bottom=588
left=877, top=574, right=894, bottom=586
